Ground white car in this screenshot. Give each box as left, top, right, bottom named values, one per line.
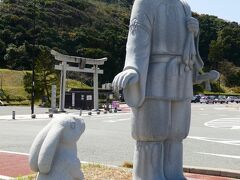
left=200, top=96, right=207, bottom=104
left=218, top=95, right=227, bottom=104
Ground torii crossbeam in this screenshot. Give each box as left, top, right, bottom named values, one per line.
left=51, top=50, right=107, bottom=111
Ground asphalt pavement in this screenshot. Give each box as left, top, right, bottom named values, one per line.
left=0, top=103, right=239, bottom=172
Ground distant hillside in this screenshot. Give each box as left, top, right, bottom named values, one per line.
left=0, top=0, right=130, bottom=83
left=0, top=69, right=90, bottom=103
left=0, top=0, right=240, bottom=91
left=0, top=69, right=29, bottom=101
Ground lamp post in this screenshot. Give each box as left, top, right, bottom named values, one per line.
left=31, top=0, right=36, bottom=118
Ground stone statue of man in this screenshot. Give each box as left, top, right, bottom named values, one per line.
left=112, top=0, right=219, bottom=179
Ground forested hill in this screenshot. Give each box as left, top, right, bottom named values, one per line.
left=0, top=0, right=130, bottom=83
left=0, top=0, right=240, bottom=90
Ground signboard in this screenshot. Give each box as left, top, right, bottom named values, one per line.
left=86, top=95, right=92, bottom=101
left=81, top=95, right=85, bottom=100
left=109, top=94, right=113, bottom=100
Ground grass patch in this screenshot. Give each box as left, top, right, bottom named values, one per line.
left=66, top=79, right=91, bottom=90
left=17, top=174, right=36, bottom=180
left=0, top=69, right=29, bottom=101
left=0, top=69, right=92, bottom=105
left=6, top=100, right=31, bottom=106
left=17, top=163, right=132, bottom=180
left=82, top=163, right=132, bottom=180
left=121, top=161, right=133, bottom=169
left=204, top=91, right=240, bottom=96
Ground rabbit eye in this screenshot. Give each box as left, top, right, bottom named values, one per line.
left=70, top=121, right=76, bottom=129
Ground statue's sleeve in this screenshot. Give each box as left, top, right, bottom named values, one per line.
left=123, top=0, right=153, bottom=108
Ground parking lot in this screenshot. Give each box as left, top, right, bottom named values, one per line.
left=192, top=94, right=240, bottom=104
left=0, top=103, right=240, bottom=171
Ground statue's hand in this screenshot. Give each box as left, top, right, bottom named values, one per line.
left=208, top=70, right=220, bottom=81
left=112, top=69, right=139, bottom=91
left=195, top=70, right=220, bottom=84
left=187, top=17, right=199, bottom=36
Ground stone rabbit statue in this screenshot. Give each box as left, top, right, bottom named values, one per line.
left=29, top=115, right=85, bottom=180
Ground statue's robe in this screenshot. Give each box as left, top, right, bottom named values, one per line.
left=123, top=0, right=204, bottom=141
left=123, top=0, right=203, bottom=108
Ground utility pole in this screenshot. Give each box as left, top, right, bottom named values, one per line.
left=0, top=72, right=2, bottom=90
left=31, top=0, right=36, bottom=118
left=216, top=61, right=220, bottom=91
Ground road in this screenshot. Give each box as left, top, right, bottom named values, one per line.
left=0, top=103, right=240, bottom=171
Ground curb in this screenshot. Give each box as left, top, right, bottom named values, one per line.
left=83, top=162, right=240, bottom=179
left=183, top=166, right=240, bottom=179
left=0, top=111, right=131, bottom=121
left=0, top=174, right=36, bottom=180
left=1, top=158, right=240, bottom=179
left=0, top=175, right=14, bottom=180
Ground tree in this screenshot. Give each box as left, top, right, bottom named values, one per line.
left=4, top=43, right=32, bottom=69
left=218, top=61, right=240, bottom=87
left=0, top=39, right=6, bottom=67
left=208, top=39, right=224, bottom=71
left=23, top=46, right=58, bottom=104
left=1, top=0, right=240, bottom=88
left=217, top=27, right=240, bottom=66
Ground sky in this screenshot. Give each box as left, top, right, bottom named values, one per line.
left=186, top=0, right=240, bottom=23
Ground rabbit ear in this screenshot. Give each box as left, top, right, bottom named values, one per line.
left=37, top=123, right=63, bottom=174
left=29, top=122, right=53, bottom=172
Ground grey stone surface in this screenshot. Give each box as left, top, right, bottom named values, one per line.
left=29, top=115, right=85, bottom=180
left=112, top=0, right=219, bottom=179
left=50, top=85, right=57, bottom=113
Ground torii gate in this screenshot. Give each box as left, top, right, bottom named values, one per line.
left=51, top=50, right=107, bottom=111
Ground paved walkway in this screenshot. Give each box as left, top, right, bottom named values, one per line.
left=185, top=173, right=236, bottom=180
left=0, top=151, right=238, bottom=180
left=0, top=151, right=33, bottom=179
left=0, top=104, right=130, bottom=121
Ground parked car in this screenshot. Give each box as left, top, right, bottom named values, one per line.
left=234, top=96, right=240, bottom=104
left=226, top=96, right=234, bottom=103
left=200, top=96, right=207, bottom=104
left=206, top=96, right=215, bottom=104
left=191, top=95, right=201, bottom=103
left=218, top=95, right=227, bottom=104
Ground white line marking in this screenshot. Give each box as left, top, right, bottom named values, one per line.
left=188, top=136, right=240, bottom=146
left=0, top=150, right=29, bottom=155
left=6, top=119, right=51, bottom=122
left=104, top=118, right=130, bottom=123
left=0, top=112, right=131, bottom=122
left=197, top=152, right=240, bottom=159
left=95, top=113, right=131, bottom=117
left=205, top=118, right=240, bottom=129
left=0, top=175, right=13, bottom=180
left=88, top=114, right=130, bottom=119
left=214, top=107, right=240, bottom=111
left=218, top=114, right=227, bottom=116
